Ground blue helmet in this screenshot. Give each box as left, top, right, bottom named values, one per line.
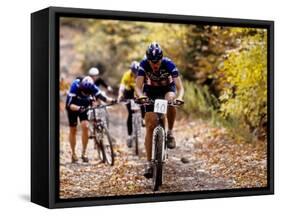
left=146, top=42, right=163, bottom=63
left=130, top=61, right=139, bottom=75
left=80, top=76, right=94, bottom=94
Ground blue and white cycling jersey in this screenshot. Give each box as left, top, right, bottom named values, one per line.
left=138, top=57, right=179, bottom=87
left=66, top=78, right=101, bottom=108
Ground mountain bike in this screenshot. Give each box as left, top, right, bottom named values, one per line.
left=87, top=103, right=116, bottom=166
left=136, top=97, right=184, bottom=191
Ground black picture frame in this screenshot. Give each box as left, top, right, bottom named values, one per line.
left=31, top=6, right=274, bottom=209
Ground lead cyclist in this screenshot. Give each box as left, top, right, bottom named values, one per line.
left=135, top=42, right=185, bottom=178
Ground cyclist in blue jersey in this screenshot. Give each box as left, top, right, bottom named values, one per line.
left=135, top=42, right=184, bottom=178
left=66, top=76, right=115, bottom=163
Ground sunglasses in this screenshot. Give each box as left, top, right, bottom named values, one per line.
left=149, top=60, right=161, bottom=65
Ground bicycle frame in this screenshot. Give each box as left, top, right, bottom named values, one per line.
left=88, top=106, right=105, bottom=139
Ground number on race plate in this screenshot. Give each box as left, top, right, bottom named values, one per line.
left=154, top=99, right=168, bottom=114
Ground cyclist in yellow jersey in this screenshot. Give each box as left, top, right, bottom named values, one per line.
left=120, top=70, right=136, bottom=92
left=118, top=61, right=142, bottom=147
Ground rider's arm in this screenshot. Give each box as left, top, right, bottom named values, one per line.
left=95, top=92, right=110, bottom=102
left=90, top=83, right=105, bottom=102
left=165, top=58, right=184, bottom=101
left=66, top=93, right=86, bottom=112
left=134, top=60, right=146, bottom=98
left=69, top=104, right=80, bottom=111
left=118, top=72, right=130, bottom=101
left=135, top=76, right=145, bottom=98
left=119, top=73, right=127, bottom=96
left=174, top=76, right=184, bottom=100
left=66, top=80, right=82, bottom=111
left=118, top=84, right=125, bottom=101
left=92, top=84, right=115, bottom=103
left=95, top=77, right=108, bottom=89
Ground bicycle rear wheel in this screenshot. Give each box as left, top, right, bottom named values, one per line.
left=152, top=126, right=165, bottom=191
left=135, top=128, right=139, bottom=155
left=101, top=127, right=114, bottom=166
left=133, top=114, right=140, bottom=156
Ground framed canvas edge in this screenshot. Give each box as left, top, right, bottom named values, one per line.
left=42, top=6, right=274, bottom=209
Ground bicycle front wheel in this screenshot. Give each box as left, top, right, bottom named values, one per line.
left=101, top=127, right=114, bottom=166
left=94, top=132, right=106, bottom=163
left=152, top=126, right=165, bottom=191
left=96, top=140, right=105, bottom=163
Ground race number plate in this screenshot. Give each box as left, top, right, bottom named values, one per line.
left=154, top=99, right=168, bottom=114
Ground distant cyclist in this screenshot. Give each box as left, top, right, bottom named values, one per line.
left=65, top=76, right=115, bottom=163
left=135, top=42, right=184, bottom=178
left=118, top=61, right=145, bottom=147
left=88, top=67, right=113, bottom=93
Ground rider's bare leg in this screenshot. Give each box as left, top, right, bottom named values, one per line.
left=80, top=120, right=89, bottom=158
left=165, top=92, right=176, bottom=134
left=69, top=126, right=78, bottom=161
left=144, top=112, right=158, bottom=161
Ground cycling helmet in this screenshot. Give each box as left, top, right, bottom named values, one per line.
left=130, top=61, right=139, bottom=75
left=80, top=76, right=94, bottom=94
left=88, top=67, right=99, bottom=76
left=146, top=42, right=163, bottom=63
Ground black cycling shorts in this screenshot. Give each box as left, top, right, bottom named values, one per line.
left=144, top=83, right=176, bottom=99
left=143, top=83, right=176, bottom=112
left=124, top=89, right=135, bottom=99
left=66, top=109, right=88, bottom=127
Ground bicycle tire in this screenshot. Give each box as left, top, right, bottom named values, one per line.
left=101, top=127, right=115, bottom=166
left=152, top=126, right=165, bottom=191
left=97, top=141, right=105, bottom=162
left=135, top=126, right=139, bottom=155
left=133, top=114, right=139, bottom=156
left=94, top=137, right=106, bottom=163
left=153, top=161, right=163, bottom=191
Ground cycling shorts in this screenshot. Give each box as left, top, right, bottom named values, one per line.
left=143, top=83, right=176, bottom=112
left=123, top=89, right=135, bottom=99
left=66, top=109, right=88, bottom=127
left=144, top=83, right=175, bottom=99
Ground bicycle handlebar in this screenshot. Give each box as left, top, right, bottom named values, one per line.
left=86, top=101, right=117, bottom=111
left=119, top=98, right=136, bottom=104
left=135, top=97, right=184, bottom=106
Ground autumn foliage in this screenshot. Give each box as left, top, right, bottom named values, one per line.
left=59, top=18, right=268, bottom=197
left=60, top=18, right=267, bottom=140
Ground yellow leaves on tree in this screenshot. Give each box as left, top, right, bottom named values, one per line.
left=218, top=29, right=267, bottom=130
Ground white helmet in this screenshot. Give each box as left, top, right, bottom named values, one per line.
left=88, top=67, right=99, bottom=76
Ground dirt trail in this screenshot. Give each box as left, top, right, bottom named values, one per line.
left=59, top=104, right=238, bottom=199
